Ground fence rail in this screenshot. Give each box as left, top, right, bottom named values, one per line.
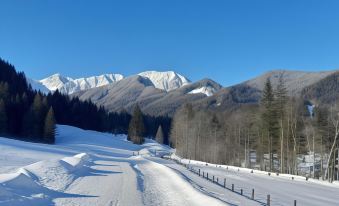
left=164, top=156, right=298, bottom=206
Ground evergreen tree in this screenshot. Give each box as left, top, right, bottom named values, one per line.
left=22, top=109, right=34, bottom=138
left=0, top=99, right=7, bottom=134
left=43, top=107, right=56, bottom=144
left=0, top=82, right=9, bottom=102
left=275, top=74, right=288, bottom=172
left=155, top=125, right=164, bottom=144
left=128, top=105, right=145, bottom=144
left=261, top=78, right=279, bottom=171
left=32, top=93, right=44, bottom=138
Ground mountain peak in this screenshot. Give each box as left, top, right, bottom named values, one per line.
left=138, top=70, right=190, bottom=92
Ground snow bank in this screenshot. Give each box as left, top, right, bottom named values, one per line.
left=0, top=153, right=91, bottom=205
left=61, top=153, right=90, bottom=171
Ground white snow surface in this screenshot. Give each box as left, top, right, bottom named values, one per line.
left=37, top=73, right=124, bottom=94
left=188, top=86, right=218, bottom=96
left=0, top=125, right=227, bottom=206
left=26, top=78, right=50, bottom=94
left=1, top=125, right=338, bottom=206
left=138, top=71, right=190, bottom=92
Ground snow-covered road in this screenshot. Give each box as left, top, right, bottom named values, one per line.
left=180, top=161, right=339, bottom=206
left=0, top=125, right=338, bottom=206
left=0, top=125, right=229, bottom=206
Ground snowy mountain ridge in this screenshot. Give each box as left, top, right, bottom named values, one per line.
left=30, top=73, right=124, bottom=94
left=138, top=71, right=190, bottom=92
left=29, top=71, right=191, bottom=94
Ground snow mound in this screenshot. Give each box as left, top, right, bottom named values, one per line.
left=61, top=153, right=90, bottom=170
left=0, top=169, right=48, bottom=205
left=0, top=152, right=91, bottom=203
left=0, top=172, right=43, bottom=192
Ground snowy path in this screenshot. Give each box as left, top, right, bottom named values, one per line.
left=53, top=155, right=227, bottom=206
left=1, top=125, right=338, bottom=206
left=54, top=159, right=142, bottom=206
left=147, top=157, right=261, bottom=206
left=0, top=125, right=229, bottom=206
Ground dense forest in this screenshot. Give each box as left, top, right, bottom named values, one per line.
left=0, top=58, right=171, bottom=144
left=171, top=75, right=339, bottom=182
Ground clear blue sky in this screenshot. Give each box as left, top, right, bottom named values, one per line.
left=1, top=0, right=339, bottom=86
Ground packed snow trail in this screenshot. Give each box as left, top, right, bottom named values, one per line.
left=147, top=157, right=260, bottom=206
left=0, top=125, right=229, bottom=206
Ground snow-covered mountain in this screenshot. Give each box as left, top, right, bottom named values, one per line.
left=138, top=71, right=190, bottom=92
left=39, top=73, right=73, bottom=91
left=28, top=71, right=190, bottom=94
left=26, top=78, right=50, bottom=94
left=29, top=73, right=124, bottom=94
left=58, top=74, right=124, bottom=94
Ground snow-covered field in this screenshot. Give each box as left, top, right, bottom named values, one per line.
left=0, top=125, right=226, bottom=206
left=0, top=125, right=338, bottom=206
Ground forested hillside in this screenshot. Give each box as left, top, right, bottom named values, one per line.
left=0, top=58, right=171, bottom=143
left=171, top=74, right=339, bottom=182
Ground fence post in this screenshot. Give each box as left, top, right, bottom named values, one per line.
left=213, top=175, right=215, bottom=182
left=267, top=195, right=270, bottom=206
left=224, top=178, right=226, bottom=188
left=207, top=173, right=209, bottom=180
left=251, top=189, right=254, bottom=200
left=240, top=189, right=243, bottom=195
left=217, top=177, right=219, bottom=184
left=203, top=172, right=205, bottom=178
left=294, top=200, right=297, bottom=206
left=232, top=184, right=234, bottom=191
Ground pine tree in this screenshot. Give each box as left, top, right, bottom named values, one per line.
left=275, top=74, right=288, bottom=173
left=0, top=82, right=9, bottom=101
left=32, top=93, right=45, bottom=138
left=128, top=105, right=145, bottom=144
left=156, top=125, right=164, bottom=144
left=0, top=99, right=7, bottom=135
left=22, top=109, right=34, bottom=138
left=261, top=78, right=279, bottom=171
left=43, top=107, right=56, bottom=144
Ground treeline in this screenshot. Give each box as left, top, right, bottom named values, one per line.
left=128, top=104, right=171, bottom=145
left=171, top=75, right=339, bottom=182
left=0, top=58, right=171, bottom=143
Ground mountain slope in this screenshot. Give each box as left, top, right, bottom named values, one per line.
left=242, top=70, right=336, bottom=95
left=301, top=71, right=339, bottom=105
left=73, top=78, right=222, bottom=116
left=189, top=70, right=337, bottom=112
